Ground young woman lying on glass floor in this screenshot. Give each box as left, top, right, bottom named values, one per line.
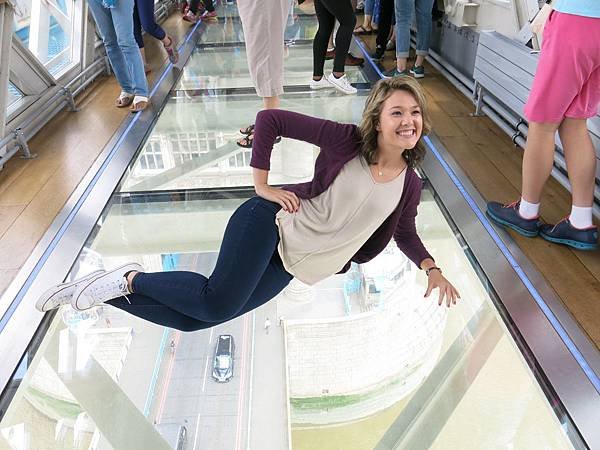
left=36, top=76, right=461, bottom=330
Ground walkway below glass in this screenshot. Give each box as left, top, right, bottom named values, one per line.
left=0, top=4, right=598, bottom=450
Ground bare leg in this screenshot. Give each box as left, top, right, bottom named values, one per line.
left=415, top=54, right=426, bottom=67
left=559, top=118, right=597, bottom=207
left=263, top=96, right=280, bottom=110
left=396, top=57, right=408, bottom=71
left=354, top=14, right=372, bottom=32
left=521, top=121, right=560, bottom=204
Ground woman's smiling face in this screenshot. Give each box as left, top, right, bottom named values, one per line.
left=377, top=89, right=423, bottom=150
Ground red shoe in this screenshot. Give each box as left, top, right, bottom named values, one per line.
left=182, top=10, right=199, bottom=23
left=325, top=48, right=335, bottom=60
left=201, top=10, right=217, bottom=19
left=345, top=53, right=364, bottom=66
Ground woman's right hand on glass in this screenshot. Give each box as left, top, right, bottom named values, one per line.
left=255, top=184, right=300, bottom=213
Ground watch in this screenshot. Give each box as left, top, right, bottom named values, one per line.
left=425, top=267, right=442, bottom=276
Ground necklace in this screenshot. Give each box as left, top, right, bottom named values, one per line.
left=375, top=163, right=405, bottom=177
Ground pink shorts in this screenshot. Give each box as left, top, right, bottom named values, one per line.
left=524, top=11, right=600, bottom=123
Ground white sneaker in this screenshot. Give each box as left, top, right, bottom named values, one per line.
left=71, top=263, right=143, bottom=311
left=326, top=73, right=357, bottom=95
left=35, top=270, right=104, bottom=312
left=309, top=77, right=332, bottom=90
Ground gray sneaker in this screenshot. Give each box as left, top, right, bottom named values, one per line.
left=71, top=263, right=143, bottom=311
left=410, top=65, right=425, bottom=78
left=36, top=270, right=104, bottom=312
left=382, top=67, right=410, bottom=79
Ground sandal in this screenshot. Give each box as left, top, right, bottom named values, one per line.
left=130, top=95, right=150, bottom=113
left=236, top=133, right=281, bottom=149
left=237, top=134, right=253, bottom=148
left=164, top=36, right=179, bottom=64
left=239, top=124, right=255, bottom=135
left=115, top=92, right=134, bottom=108
left=353, top=25, right=372, bottom=35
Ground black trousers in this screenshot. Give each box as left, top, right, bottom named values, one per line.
left=313, top=0, right=356, bottom=75
left=375, top=0, right=394, bottom=50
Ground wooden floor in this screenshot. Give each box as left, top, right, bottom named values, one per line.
left=1, top=16, right=599, bottom=349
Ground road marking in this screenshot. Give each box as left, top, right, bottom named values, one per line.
left=156, top=331, right=181, bottom=422
left=202, top=355, right=210, bottom=392
left=235, top=315, right=249, bottom=450
left=202, top=328, right=214, bottom=392
left=193, top=413, right=201, bottom=450
left=246, top=312, right=256, bottom=450
left=143, top=328, right=169, bottom=418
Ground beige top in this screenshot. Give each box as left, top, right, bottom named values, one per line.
left=276, top=155, right=407, bottom=285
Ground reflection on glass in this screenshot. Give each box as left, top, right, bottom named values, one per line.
left=0, top=191, right=577, bottom=450
left=7, top=82, right=24, bottom=109
left=177, top=45, right=367, bottom=91
left=198, top=14, right=318, bottom=45
left=120, top=94, right=369, bottom=192
left=12, top=0, right=77, bottom=75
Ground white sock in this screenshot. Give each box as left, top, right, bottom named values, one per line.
left=327, top=46, right=335, bottom=52
left=569, top=205, right=593, bottom=229
left=519, top=198, right=539, bottom=219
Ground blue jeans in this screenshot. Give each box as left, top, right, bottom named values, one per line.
left=395, top=0, right=435, bottom=58
left=108, top=198, right=294, bottom=331
left=364, top=0, right=374, bottom=15
left=88, top=0, right=149, bottom=96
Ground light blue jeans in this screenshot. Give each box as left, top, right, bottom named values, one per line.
left=395, top=0, right=435, bottom=58
left=88, top=0, right=149, bottom=96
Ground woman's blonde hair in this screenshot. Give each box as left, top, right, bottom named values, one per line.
left=357, top=77, right=431, bottom=168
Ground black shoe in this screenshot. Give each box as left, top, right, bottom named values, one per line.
left=486, top=200, right=541, bottom=237
left=539, top=218, right=598, bottom=250
left=371, top=45, right=385, bottom=61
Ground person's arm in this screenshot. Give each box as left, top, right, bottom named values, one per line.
left=251, top=109, right=356, bottom=212
left=250, top=109, right=357, bottom=171
left=393, top=181, right=461, bottom=307
left=393, top=181, right=433, bottom=266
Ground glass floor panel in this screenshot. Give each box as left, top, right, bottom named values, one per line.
left=0, top=3, right=587, bottom=449
left=177, top=44, right=367, bottom=91
left=0, top=188, right=576, bottom=449
left=198, top=14, right=318, bottom=45
left=214, top=2, right=316, bottom=20
left=120, top=93, right=369, bottom=192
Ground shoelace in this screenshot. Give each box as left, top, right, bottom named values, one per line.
left=503, top=200, right=519, bottom=209
left=337, top=76, right=351, bottom=89
left=550, top=217, right=569, bottom=234
left=89, top=278, right=131, bottom=305
left=119, top=278, right=132, bottom=305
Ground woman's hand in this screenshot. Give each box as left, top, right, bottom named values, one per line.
left=424, top=270, right=461, bottom=308
left=255, top=184, right=300, bottom=213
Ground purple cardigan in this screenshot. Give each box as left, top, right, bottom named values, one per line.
left=250, top=109, right=433, bottom=273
